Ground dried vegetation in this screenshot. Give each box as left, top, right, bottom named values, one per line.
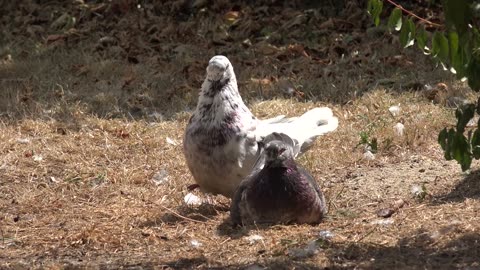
left=1, top=0, right=479, bottom=269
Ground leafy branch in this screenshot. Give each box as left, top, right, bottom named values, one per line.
left=367, top=0, right=480, bottom=171
left=384, top=0, right=442, bottom=28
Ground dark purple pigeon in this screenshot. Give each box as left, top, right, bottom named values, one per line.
left=230, top=133, right=327, bottom=225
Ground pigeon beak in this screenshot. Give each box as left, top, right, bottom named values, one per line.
left=272, top=147, right=286, bottom=159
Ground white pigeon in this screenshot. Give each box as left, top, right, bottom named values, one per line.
left=183, top=55, right=338, bottom=198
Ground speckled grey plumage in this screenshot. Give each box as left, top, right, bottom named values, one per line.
left=230, top=135, right=327, bottom=225
left=183, top=55, right=338, bottom=198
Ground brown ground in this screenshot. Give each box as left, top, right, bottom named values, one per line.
left=1, top=1, right=479, bottom=269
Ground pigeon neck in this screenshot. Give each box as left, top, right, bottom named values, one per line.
left=202, top=76, right=234, bottom=97
left=265, top=158, right=296, bottom=169
left=194, top=76, right=252, bottom=126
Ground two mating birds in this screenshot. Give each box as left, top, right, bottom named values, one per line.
left=183, top=55, right=338, bottom=225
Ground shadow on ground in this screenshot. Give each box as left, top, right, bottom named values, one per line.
left=327, top=232, right=480, bottom=269
left=433, top=169, right=480, bottom=204
left=0, top=0, right=456, bottom=122
left=5, top=226, right=478, bottom=269
left=168, top=232, right=480, bottom=269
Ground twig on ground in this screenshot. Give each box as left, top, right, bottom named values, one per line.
left=160, top=205, right=208, bottom=224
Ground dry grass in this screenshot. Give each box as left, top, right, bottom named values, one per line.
left=1, top=2, right=480, bottom=268
left=1, top=84, right=480, bottom=269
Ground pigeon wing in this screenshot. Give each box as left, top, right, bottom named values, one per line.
left=297, top=166, right=328, bottom=215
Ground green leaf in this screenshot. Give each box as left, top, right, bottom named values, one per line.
left=451, top=44, right=467, bottom=78
left=367, top=0, right=383, bottom=26
left=432, top=31, right=449, bottom=63
left=455, top=103, right=475, bottom=133
left=443, top=0, right=471, bottom=35
left=467, top=57, right=480, bottom=91
left=416, top=25, right=428, bottom=52
left=445, top=128, right=456, bottom=160
left=387, top=8, right=402, bottom=31
left=406, top=19, right=416, bottom=45
left=476, top=97, right=480, bottom=115
left=400, top=18, right=415, bottom=48
left=473, top=29, right=480, bottom=55
left=438, top=127, right=448, bottom=150
left=449, top=31, right=459, bottom=57
left=452, top=132, right=472, bottom=171
left=471, top=128, right=480, bottom=159
left=439, top=117, right=474, bottom=170
left=359, top=131, right=369, bottom=144
left=473, top=146, right=480, bottom=159
left=439, top=128, right=455, bottom=161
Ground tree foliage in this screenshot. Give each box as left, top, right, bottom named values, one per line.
left=367, top=0, right=480, bottom=171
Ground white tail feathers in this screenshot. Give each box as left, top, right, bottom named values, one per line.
left=289, top=107, right=338, bottom=154
left=255, top=107, right=338, bottom=157
left=294, top=107, right=338, bottom=135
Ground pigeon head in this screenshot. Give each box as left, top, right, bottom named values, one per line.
left=206, top=55, right=233, bottom=82
left=264, top=140, right=294, bottom=167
